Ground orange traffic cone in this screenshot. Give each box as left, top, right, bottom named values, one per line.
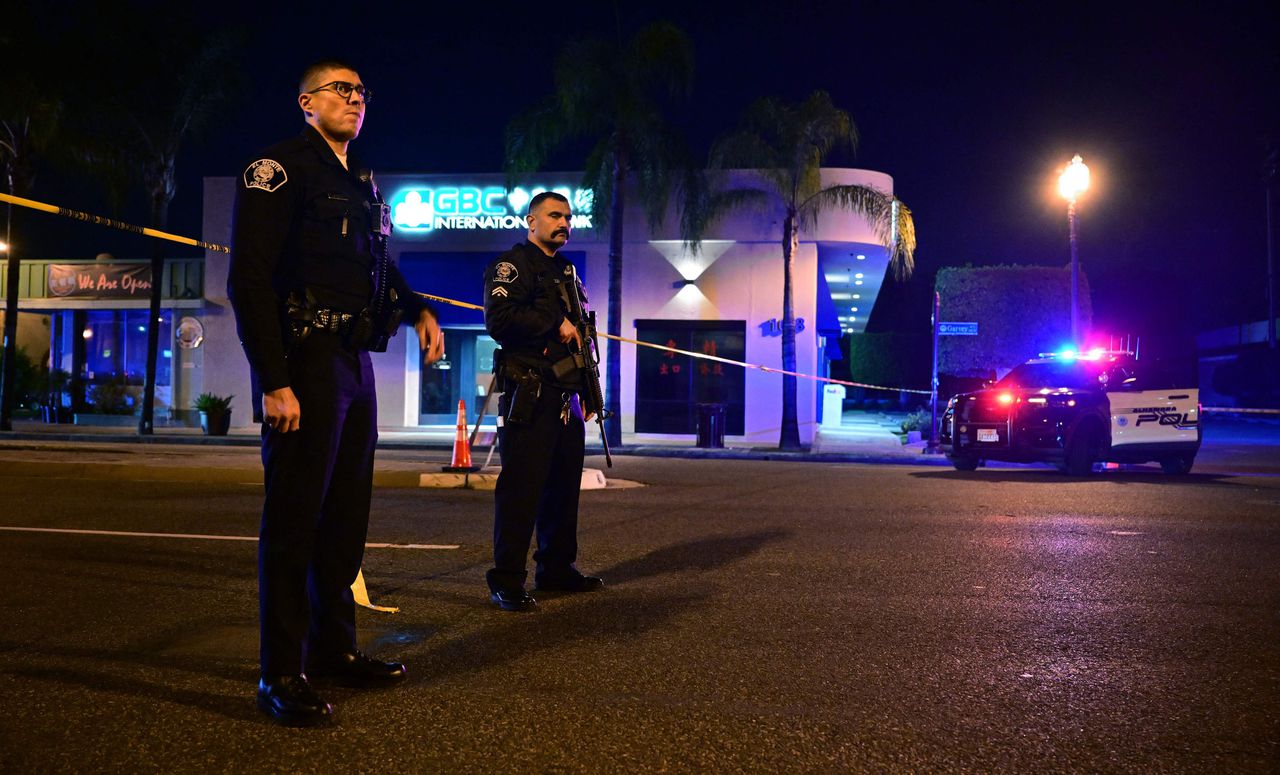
left=443, top=399, right=480, bottom=472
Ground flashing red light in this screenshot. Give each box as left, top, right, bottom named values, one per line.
left=998, top=393, right=1014, bottom=405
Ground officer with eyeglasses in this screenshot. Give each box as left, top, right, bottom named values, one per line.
left=228, top=59, right=445, bottom=727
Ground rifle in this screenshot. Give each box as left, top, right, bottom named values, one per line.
left=553, top=264, right=612, bottom=467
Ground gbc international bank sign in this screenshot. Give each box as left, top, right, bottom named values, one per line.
left=389, top=184, right=594, bottom=235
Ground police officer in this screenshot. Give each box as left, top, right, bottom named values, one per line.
left=228, top=59, right=445, bottom=726
left=483, top=191, right=603, bottom=612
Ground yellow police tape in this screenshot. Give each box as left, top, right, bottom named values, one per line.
left=0, top=192, right=229, bottom=253
left=1, top=191, right=926, bottom=395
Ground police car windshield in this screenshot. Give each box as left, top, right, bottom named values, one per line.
left=995, top=361, right=1103, bottom=391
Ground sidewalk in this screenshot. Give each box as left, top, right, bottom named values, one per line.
left=5, top=412, right=1273, bottom=473
left=0, top=410, right=942, bottom=470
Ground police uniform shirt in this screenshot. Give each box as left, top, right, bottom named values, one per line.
left=483, top=240, right=583, bottom=390
left=228, top=124, right=426, bottom=392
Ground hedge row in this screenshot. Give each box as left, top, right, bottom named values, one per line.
left=935, top=265, right=1092, bottom=376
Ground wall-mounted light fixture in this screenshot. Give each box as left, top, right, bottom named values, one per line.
left=672, top=278, right=696, bottom=289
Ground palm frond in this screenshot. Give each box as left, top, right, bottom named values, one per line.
left=888, top=198, right=917, bottom=281
left=680, top=179, right=772, bottom=250
left=555, top=38, right=616, bottom=132
left=797, top=184, right=916, bottom=279
left=580, top=139, right=617, bottom=230
left=624, top=22, right=696, bottom=101
left=504, top=96, right=571, bottom=187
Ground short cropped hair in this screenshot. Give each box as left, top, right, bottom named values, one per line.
left=299, top=59, right=360, bottom=93
left=528, top=191, right=570, bottom=215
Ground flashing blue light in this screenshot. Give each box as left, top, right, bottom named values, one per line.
left=1059, top=348, right=1077, bottom=360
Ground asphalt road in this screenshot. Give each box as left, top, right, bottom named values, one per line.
left=0, top=451, right=1277, bottom=773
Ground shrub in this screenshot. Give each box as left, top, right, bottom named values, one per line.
left=87, top=373, right=136, bottom=414
left=900, top=408, right=931, bottom=433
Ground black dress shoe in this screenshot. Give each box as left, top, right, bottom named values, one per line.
left=535, top=573, right=604, bottom=593
left=257, top=675, right=333, bottom=727
left=307, top=649, right=407, bottom=687
left=490, top=588, right=537, bottom=612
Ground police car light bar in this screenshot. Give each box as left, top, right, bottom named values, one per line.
left=1036, top=347, right=1134, bottom=360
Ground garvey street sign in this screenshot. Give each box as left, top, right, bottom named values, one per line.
left=938, top=322, right=979, bottom=336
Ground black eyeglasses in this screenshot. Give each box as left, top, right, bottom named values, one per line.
left=306, top=81, right=372, bottom=104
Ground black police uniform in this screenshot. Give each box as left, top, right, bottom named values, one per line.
left=228, top=124, right=428, bottom=679
left=483, top=240, right=590, bottom=594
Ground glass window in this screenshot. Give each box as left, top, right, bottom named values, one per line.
left=419, top=328, right=496, bottom=423
left=635, top=320, right=745, bottom=435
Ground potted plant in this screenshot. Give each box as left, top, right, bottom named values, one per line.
left=192, top=392, right=234, bottom=436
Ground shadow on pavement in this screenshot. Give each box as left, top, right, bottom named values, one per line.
left=407, top=532, right=790, bottom=684
left=411, top=588, right=709, bottom=685
left=601, top=529, right=792, bottom=585
left=10, top=665, right=258, bottom=723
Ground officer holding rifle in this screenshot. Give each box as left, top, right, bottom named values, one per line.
left=482, top=191, right=604, bottom=612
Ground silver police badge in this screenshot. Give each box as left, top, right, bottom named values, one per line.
left=243, top=159, right=288, bottom=192
left=493, top=262, right=518, bottom=283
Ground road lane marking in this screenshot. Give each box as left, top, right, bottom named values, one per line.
left=0, top=526, right=459, bottom=550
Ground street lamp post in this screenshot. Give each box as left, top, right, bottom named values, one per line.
left=1059, top=154, right=1090, bottom=345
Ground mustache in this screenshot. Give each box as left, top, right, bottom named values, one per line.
left=553, top=229, right=569, bottom=236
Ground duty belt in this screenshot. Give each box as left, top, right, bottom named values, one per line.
left=313, top=308, right=356, bottom=333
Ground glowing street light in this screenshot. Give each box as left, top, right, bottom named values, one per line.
left=1059, top=154, right=1090, bottom=344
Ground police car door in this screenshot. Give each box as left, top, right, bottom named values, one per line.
left=1105, top=363, right=1200, bottom=450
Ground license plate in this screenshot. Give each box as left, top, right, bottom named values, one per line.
left=977, top=428, right=999, bottom=442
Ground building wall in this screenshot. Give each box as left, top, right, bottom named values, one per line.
left=201, top=167, right=892, bottom=443
left=201, top=178, right=252, bottom=425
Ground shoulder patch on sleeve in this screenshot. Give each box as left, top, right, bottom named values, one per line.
left=492, top=261, right=519, bottom=283
left=243, top=159, right=288, bottom=192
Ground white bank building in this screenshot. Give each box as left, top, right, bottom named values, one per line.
left=199, top=168, right=898, bottom=446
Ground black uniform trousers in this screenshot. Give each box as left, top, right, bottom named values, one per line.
left=488, top=385, right=585, bottom=592
left=258, top=332, right=377, bottom=677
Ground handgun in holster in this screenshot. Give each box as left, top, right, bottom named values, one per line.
left=284, top=289, right=319, bottom=347
left=494, top=349, right=541, bottom=425
left=348, top=287, right=403, bottom=353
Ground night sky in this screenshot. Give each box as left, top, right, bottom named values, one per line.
left=16, top=0, right=1280, bottom=346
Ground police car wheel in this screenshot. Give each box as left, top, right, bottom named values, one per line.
left=1159, top=454, right=1195, bottom=475
left=1063, top=422, right=1100, bottom=477
left=951, top=455, right=980, bottom=472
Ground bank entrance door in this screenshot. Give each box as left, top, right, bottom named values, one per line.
left=419, top=327, right=498, bottom=425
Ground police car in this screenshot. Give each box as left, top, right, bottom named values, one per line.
left=940, top=349, right=1201, bottom=475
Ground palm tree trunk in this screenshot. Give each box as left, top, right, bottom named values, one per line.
left=604, top=149, right=625, bottom=448
left=779, top=211, right=801, bottom=450
left=0, top=193, right=19, bottom=431
left=138, top=189, right=168, bottom=435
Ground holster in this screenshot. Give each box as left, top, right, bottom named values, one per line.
left=284, top=290, right=318, bottom=349
left=494, top=349, right=542, bottom=425
left=346, top=305, right=402, bottom=353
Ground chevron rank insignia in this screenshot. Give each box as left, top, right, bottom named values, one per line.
left=490, top=286, right=509, bottom=297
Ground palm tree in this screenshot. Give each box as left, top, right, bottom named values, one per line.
left=0, top=8, right=64, bottom=429
left=685, top=91, right=917, bottom=450
left=67, top=9, right=242, bottom=434
left=504, top=22, right=696, bottom=449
